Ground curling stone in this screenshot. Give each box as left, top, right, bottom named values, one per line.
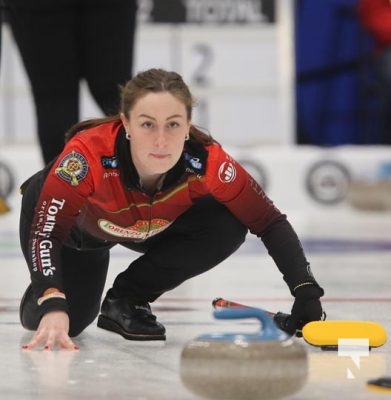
left=180, top=307, right=308, bottom=400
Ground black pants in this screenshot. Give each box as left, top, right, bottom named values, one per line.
left=6, top=0, right=137, bottom=163
left=0, top=2, right=3, bottom=68
left=374, top=49, right=391, bottom=145
left=19, top=174, right=248, bottom=336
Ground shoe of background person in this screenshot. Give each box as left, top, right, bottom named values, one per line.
left=97, top=290, right=166, bottom=341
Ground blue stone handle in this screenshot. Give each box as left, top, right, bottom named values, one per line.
left=198, top=307, right=288, bottom=341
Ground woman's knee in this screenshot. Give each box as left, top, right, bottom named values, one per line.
left=68, top=303, right=100, bottom=337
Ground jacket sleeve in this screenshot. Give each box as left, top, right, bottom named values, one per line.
left=200, top=145, right=323, bottom=295
left=23, top=142, right=95, bottom=313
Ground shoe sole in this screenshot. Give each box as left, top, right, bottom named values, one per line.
left=97, top=315, right=166, bottom=341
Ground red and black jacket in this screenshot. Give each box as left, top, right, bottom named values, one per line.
left=23, top=120, right=319, bottom=301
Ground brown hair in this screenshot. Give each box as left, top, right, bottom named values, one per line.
left=65, top=68, right=215, bottom=145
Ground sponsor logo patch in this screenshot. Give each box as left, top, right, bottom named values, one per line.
left=101, top=156, right=119, bottom=169
left=55, top=151, right=88, bottom=186
left=32, top=198, right=65, bottom=276
left=184, top=152, right=203, bottom=172
left=218, top=161, right=236, bottom=183
left=98, top=218, right=172, bottom=239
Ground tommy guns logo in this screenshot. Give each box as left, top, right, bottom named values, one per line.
left=36, top=198, right=66, bottom=276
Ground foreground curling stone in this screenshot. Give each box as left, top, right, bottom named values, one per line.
left=180, top=307, right=308, bottom=400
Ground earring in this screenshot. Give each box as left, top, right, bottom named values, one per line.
left=185, top=133, right=190, bottom=141
left=126, top=131, right=131, bottom=140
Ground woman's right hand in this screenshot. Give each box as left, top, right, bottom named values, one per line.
left=22, top=311, right=79, bottom=351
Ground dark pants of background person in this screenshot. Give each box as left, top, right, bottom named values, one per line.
left=0, top=0, right=3, bottom=65
left=6, top=0, right=137, bottom=163
left=0, top=0, right=4, bottom=67
left=19, top=174, right=248, bottom=337
left=375, top=48, right=391, bottom=145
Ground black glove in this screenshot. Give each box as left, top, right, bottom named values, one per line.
left=284, top=285, right=324, bottom=336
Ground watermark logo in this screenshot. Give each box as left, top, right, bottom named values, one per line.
left=337, top=338, right=369, bottom=379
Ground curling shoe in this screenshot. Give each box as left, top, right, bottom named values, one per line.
left=97, top=291, right=166, bottom=341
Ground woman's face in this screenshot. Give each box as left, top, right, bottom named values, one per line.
left=121, top=92, right=190, bottom=180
